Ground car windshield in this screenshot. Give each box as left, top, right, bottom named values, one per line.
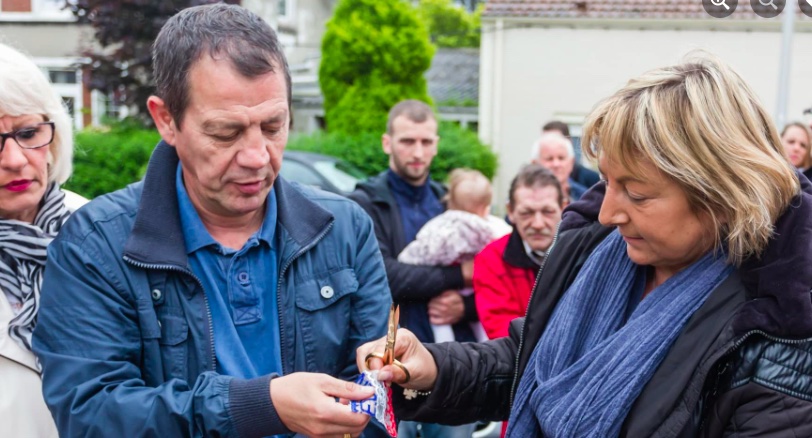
left=312, top=159, right=367, bottom=193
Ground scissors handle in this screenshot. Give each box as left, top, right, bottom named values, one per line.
left=364, top=352, right=411, bottom=383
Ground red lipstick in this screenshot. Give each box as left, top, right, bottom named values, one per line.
left=4, top=180, right=32, bottom=192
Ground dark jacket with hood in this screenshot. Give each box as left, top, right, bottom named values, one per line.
left=394, top=175, right=812, bottom=437
left=349, top=171, right=478, bottom=343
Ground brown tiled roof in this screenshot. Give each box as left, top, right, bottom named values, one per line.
left=483, top=0, right=811, bottom=21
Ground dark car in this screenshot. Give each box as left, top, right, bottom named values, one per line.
left=280, top=151, right=367, bottom=196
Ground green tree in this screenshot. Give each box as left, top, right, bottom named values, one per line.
left=69, top=0, right=239, bottom=125
left=320, top=0, right=435, bottom=135
left=418, top=0, right=481, bottom=48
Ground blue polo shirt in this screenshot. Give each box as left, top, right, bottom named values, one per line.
left=176, top=165, right=282, bottom=379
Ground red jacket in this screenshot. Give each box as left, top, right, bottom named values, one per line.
left=473, top=230, right=540, bottom=339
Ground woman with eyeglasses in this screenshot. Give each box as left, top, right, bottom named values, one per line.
left=0, top=42, right=86, bottom=437
left=359, top=54, right=812, bottom=437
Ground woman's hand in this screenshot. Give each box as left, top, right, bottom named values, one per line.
left=356, top=328, right=438, bottom=391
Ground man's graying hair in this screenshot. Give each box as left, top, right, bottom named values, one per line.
left=152, top=3, right=291, bottom=129
left=509, top=164, right=563, bottom=208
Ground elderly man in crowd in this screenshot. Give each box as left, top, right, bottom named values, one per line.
left=33, top=4, right=390, bottom=438
left=474, top=164, right=563, bottom=339
left=541, top=120, right=600, bottom=189
left=532, top=132, right=588, bottom=205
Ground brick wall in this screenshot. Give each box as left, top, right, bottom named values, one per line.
left=1, top=0, right=32, bottom=12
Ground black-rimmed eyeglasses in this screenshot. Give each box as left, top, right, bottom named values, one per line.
left=0, top=122, right=55, bottom=154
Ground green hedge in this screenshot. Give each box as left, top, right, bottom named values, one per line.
left=64, top=121, right=497, bottom=199
left=287, top=122, right=497, bottom=182
left=64, top=120, right=160, bottom=199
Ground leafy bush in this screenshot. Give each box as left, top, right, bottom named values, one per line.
left=64, top=119, right=160, bottom=199
left=287, top=122, right=497, bottom=182
left=71, top=0, right=239, bottom=124
left=418, top=0, right=482, bottom=48
left=320, top=0, right=435, bottom=135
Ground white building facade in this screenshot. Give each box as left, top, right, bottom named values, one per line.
left=0, top=0, right=102, bottom=129
left=479, top=0, right=812, bottom=210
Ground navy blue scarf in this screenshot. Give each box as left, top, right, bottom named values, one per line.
left=507, top=230, right=732, bottom=437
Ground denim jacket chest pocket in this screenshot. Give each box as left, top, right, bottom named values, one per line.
left=294, top=268, right=358, bottom=374
left=156, top=306, right=189, bottom=379
left=144, top=275, right=191, bottom=382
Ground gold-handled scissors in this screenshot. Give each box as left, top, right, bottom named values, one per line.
left=365, top=304, right=411, bottom=383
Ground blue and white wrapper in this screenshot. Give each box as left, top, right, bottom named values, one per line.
left=350, top=370, right=396, bottom=436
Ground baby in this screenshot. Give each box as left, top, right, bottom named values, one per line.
left=398, top=169, right=510, bottom=342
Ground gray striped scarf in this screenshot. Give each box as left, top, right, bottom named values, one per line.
left=1, top=183, right=69, bottom=352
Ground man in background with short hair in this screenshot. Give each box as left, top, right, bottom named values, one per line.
left=474, top=164, right=563, bottom=339
left=350, top=100, right=478, bottom=438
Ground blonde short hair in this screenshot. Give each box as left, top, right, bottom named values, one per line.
left=582, top=53, right=799, bottom=265
left=445, top=168, right=492, bottom=214
left=0, top=43, right=73, bottom=184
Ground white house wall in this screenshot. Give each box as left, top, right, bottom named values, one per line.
left=480, top=23, right=812, bottom=212
left=0, top=23, right=91, bottom=57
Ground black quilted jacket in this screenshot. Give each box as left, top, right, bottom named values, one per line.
left=394, top=176, right=812, bottom=437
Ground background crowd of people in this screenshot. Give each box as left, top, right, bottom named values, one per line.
left=1, top=3, right=812, bottom=438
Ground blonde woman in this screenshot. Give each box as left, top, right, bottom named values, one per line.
left=359, top=54, right=812, bottom=437
left=781, top=121, right=812, bottom=180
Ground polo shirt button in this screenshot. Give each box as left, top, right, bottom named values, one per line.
left=151, top=289, right=162, bottom=301
left=320, top=286, right=334, bottom=299
left=238, top=272, right=249, bottom=284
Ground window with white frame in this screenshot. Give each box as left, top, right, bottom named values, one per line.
left=48, top=68, right=77, bottom=85
left=276, top=0, right=294, bottom=19
left=91, top=89, right=126, bottom=126
left=36, top=59, right=84, bottom=129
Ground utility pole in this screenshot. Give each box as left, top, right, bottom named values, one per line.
left=776, top=0, right=797, bottom=129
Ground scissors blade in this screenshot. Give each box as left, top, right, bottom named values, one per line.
left=383, top=305, right=399, bottom=365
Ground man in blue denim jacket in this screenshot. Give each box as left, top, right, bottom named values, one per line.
left=32, top=4, right=390, bottom=437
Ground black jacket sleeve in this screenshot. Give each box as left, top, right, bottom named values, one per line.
left=348, top=189, right=464, bottom=302
left=392, top=318, right=523, bottom=425
left=699, top=338, right=812, bottom=438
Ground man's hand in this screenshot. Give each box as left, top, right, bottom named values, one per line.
left=357, top=328, right=438, bottom=391
left=461, top=259, right=474, bottom=286
left=428, top=290, right=465, bottom=325
left=270, top=373, right=373, bottom=437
